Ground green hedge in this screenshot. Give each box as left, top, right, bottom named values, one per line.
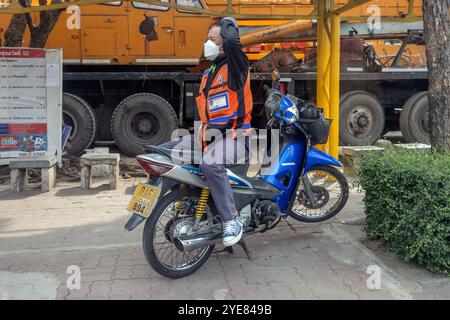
left=355, top=148, right=450, bottom=274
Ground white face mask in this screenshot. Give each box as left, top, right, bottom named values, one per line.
left=203, top=39, right=220, bottom=61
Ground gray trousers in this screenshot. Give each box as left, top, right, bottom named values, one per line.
left=159, top=134, right=248, bottom=222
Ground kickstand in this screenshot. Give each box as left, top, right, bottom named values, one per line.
left=238, top=238, right=253, bottom=260
left=213, top=246, right=234, bottom=254
left=213, top=240, right=252, bottom=260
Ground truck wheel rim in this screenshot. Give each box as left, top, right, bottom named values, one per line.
left=126, top=106, right=162, bottom=144
left=346, top=105, right=374, bottom=138
left=419, top=108, right=430, bottom=134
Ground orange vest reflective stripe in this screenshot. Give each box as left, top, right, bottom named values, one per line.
left=195, top=63, right=252, bottom=150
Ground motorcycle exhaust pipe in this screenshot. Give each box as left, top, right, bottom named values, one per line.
left=174, top=227, right=223, bottom=252
left=174, top=227, right=257, bottom=252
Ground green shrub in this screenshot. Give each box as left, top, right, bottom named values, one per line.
left=354, top=148, right=450, bottom=274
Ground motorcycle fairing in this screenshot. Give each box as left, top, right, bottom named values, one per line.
left=303, top=147, right=342, bottom=173
left=261, top=140, right=306, bottom=213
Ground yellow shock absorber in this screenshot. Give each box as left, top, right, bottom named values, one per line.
left=195, top=188, right=210, bottom=219
left=175, top=183, right=187, bottom=213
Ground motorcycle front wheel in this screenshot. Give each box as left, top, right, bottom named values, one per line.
left=142, top=188, right=217, bottom=279
left=288, top=165, right=349, bottom=223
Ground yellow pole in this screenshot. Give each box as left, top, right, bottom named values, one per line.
left=329, top=13, right=341, bottom=160
left=316, top=0, right=331, bottom=154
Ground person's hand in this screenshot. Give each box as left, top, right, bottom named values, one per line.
left=220, top=17, right=238, bottom=29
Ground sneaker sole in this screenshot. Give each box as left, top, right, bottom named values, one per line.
left=223, top=230, right=243, bottom=247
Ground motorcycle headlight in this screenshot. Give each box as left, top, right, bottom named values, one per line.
left=285, top=105, right=299, bottom=124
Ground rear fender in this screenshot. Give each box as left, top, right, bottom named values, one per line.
left=124, top=177, right=178, bottom=231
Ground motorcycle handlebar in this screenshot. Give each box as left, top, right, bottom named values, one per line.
left=263, top=85, right=279, bottom=97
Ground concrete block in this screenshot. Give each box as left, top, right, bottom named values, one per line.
left=85, top=147, right=110, bottom=154
left=80, top=153, right=120, bottom=190
left=9, top=155, right=56, bottom=169
left=341, top=146, right=384, bottom=171
left=85, top=148, right=111, bottom=178
left=375, top=139, right=393, bottom=148
left=94, top=147, right=110, bottom=154
left=10, top=168, right=27, bottom=192
left=80, top=153, right=120, bottom=165
left=92, top=164, right=113, bottom=178
left=110, top=162, right=119, bottom=190
left=41, top=166, right=56, bottom=192
left=0, top=158, right=11, bottom=166
left=9, top=156, right=57, bottom=192
left=393, top=143, right=431, bottom=153
left=341, top=146, right=384, bottom=157
left=81, top=164, right=92, bottom=189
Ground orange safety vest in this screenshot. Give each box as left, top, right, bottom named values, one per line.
left=195, top=63, right=253, bottom=150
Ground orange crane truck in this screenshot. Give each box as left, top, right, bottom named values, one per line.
left=0, top=0, right=429, bottom=156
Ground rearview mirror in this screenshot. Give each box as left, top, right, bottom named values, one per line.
left=271, top=68, right=280, bottom=90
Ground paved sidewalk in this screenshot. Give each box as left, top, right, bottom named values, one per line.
left=0, top=178, right=448, bottom=300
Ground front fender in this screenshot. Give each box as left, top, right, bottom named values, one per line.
left=303, top=147, right=342, bottom=173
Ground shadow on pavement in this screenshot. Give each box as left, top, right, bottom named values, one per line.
left=54, top=184, right=111, bottom=197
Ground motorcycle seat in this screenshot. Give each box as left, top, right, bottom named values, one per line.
left=144, top=145, right=203, bottom=166
left=227, top=162, right=251, bottom=177
left=144, top=145, right=251, bottom=173
left=143, top=145, right=173, bottom=158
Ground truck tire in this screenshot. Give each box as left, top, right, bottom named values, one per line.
left=399, top=91, right=430, bottom=144
left=111, top=93, right=178, bottom=156
left=62, top=93, right=97, bottom=156
left=339, top=91, right=385, bottom=146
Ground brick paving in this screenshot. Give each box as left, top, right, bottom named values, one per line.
left=0, top=177, right=448, bottom=300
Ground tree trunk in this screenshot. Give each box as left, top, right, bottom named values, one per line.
left=3, top=0, right=29, bottom=47
left=28, top=10, right=63, bottom=48
left=3, top=14, right=26, bottom=47
left=423, top=0, right=450, bottom=152
left=3, top=0, right=63, bottom=48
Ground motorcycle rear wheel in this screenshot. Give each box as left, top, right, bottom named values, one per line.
left=142, top=188, right=217, bottom=279
left=288, top=165, right=349, bottom=223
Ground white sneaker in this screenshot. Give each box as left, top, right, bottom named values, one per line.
left=223, top=216, right=244, bottom=247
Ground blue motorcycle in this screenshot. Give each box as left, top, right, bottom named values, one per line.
left=124, top=77, right=349, bottom=278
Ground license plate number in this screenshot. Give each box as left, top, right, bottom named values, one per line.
left=127, top=183, right=161, bottom=218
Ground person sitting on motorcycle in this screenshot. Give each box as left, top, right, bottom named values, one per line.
left=159, top=17, right=253, bottom=247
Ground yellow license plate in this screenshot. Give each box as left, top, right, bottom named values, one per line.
left=127, top=184, right=161, bottom=218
